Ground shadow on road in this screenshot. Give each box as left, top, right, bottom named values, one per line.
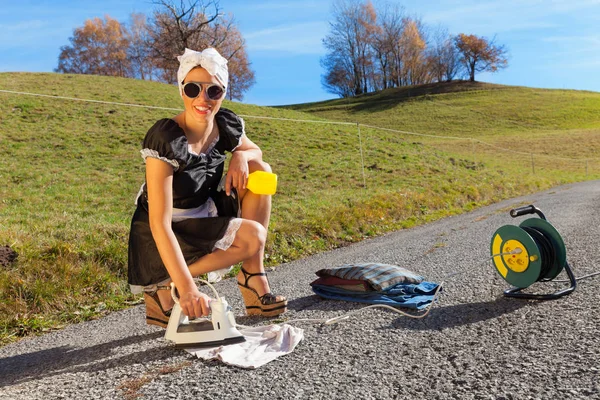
left=390, top=297, right=532, bottom=331
left=0, top=330, right=169, bottom=387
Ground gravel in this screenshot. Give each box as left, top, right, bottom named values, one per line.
left=1, top=181, right=599, bottom=400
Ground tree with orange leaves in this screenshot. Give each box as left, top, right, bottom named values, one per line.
left=56, top=16, right=131, bottom=77
left=454, top=33, right=508, bottom=82
left=398, top=18, right=428, bottom=86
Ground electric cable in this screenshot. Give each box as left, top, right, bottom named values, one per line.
left=194, top=246, right=598, bottom=329
left=521, top=226, right=555, bottom=281
left=552, top=271, right=600, bottom=282
left=280, top=249, right=522, bottom=326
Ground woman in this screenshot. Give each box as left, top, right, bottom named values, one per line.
left=128, top=48, right=287, bottom=328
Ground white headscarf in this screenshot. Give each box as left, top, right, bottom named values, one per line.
left=176, top=48, right=229, bottom=97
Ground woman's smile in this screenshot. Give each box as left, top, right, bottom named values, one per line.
left=193, top=104, right=212, bottom=116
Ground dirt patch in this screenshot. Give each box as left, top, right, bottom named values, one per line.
left=0, top=245, right=18, bottom=268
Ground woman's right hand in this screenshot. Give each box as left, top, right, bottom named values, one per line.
left=178, top=287, right=212, bottom=319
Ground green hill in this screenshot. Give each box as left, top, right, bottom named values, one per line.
left=283, top=81, right=600, bottom=163
left=0, top=73, right=598, bottom=343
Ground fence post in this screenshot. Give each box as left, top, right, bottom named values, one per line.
left=357, top=122, right=367, bottom=189
left=531, top=153, right=535, bottom=175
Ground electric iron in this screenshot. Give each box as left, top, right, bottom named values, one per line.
left=164, top=279, right=246, bottom=348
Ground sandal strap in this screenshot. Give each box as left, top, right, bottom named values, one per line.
left=258, top=292, right=282, bottom=305
left=240, top=267, right=267, bottom=286
left=239, top=268, right=285, bottom=306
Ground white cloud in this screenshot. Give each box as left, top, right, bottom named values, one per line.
left=244, top=21, right=328, bottom=55
left=543, top=35, right=600, bottom=44
left=421, top=0, right=597, bottom=35
left=245, top=25, right=302, bottom=39
left=544, top=0, right=600, bottom=13
left=533, top=57, right=600, bottom=70
left=0, top=20, right=67, bottom=47
left=539, top=34, right=600, bottom=61
left=235, top=1, right=324, bottom=12
left=0, top=20, right=46, bottom=31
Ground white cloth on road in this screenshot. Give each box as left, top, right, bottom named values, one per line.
left=186, top=324, right=303, bottom=369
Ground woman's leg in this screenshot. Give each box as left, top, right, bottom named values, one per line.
left=157, top=160, right=276, bottom=309
left=187, top=219, right=266, bottom=276
left=235, top=160, right=281, bottom=298
left=156, top=219, right=266, bottom=310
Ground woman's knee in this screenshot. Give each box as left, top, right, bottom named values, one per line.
left=237, top=220, right=267, bottom=254
left=248, top=160, right=272, bottom=174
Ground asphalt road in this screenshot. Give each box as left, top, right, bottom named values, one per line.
left=1, top=181, right=599, bottom=400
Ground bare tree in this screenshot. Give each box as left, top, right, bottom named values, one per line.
left=440, top=37, right=463, bottom=82
left=322, top=0, right=378, bottom=97
left=320, top=0, right=510, bottom=97
left=125, top=13, right=155, bottom=80
left=427, top=25, right=463, bottom=82
left=370, top=3, right=404, bottom=90
left=321, top=54, right=355, bottom=98
left=146, top=0, right=223, bottom=83
left=455, top=33, right=508, bottom=82
left=145, top=0, right=255, bottom=100
left=212, top=17, right=255, bottom=100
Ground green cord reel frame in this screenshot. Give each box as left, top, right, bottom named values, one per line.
left=490, top=205, right=577, bottom=300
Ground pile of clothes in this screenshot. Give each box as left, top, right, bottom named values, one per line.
left=311, top=263, right=440, bottom=310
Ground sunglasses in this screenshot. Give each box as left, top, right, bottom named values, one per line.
left=182, top=82, right=225, bottom=100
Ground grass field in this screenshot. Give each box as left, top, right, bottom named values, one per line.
left=284, top=81, right=600, bottom=169
left=1, top=73, right=599, bottom=344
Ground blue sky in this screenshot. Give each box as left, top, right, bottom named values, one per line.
left=1, top=0, right=599, bottom=106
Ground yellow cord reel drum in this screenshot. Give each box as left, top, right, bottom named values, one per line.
left=490, top=205, right=576, bottom=300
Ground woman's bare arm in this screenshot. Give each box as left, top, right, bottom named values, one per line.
left=225, top=134, right=263, bottom=195
left=145, top=157, right=211, bottom=317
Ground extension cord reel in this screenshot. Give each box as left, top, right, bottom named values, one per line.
left=490, top=205, right=576, bottom=300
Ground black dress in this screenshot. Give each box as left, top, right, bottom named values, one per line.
left=127, top=108, right=244, bottom=288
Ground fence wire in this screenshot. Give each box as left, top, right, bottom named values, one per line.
left=1, top=88, right=599, bottom=182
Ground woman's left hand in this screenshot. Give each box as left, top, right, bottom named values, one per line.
left=225, top=151, right=249, bottom=196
